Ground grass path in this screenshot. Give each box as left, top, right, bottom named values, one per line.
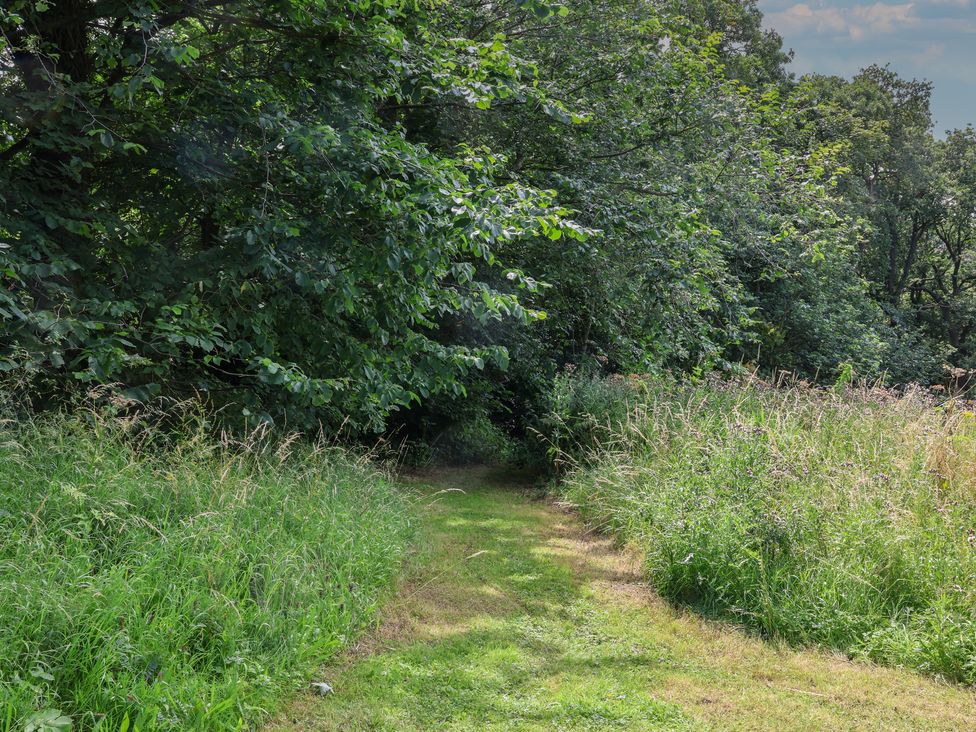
left=268, top=467, right=976, bottom=731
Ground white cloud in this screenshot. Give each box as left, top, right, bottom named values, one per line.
left=766, top=0, right=928, bottom=41
left=853, top=3, right=917, bottom=33
left=766, top=2, right=919, bottom=40
left=766, top=0, right=976, bottom=41
left=766, top=4, right=846, bottom=35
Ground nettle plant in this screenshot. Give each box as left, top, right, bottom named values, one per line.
left=0, top=0, right=586, bottom=430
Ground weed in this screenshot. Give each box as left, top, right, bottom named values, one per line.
left=0, top=406, right=412, bottom=730
left=558, top=374, right=976, bottom=683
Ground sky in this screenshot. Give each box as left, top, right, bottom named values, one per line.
left=757, top=0, right=976, bottom=134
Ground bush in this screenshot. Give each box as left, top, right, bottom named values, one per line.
left=401, top=408, right=518, bottom=467
left=0, top=408, right=412, bottom=730
left=559, top=374, right=976, bottom=683
left=537, top=369, right=641, bottom=471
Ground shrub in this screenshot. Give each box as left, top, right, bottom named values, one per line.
left=559, top=374, right=976, bottom=683
left=537, top=369, right=641, bottom=471
left=0, top=408, right=412, bottom=730
left=404, top=408, right=518, bottom=466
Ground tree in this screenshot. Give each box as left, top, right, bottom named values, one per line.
left=783, top=66, right=953, bottom=380
left=0, top=0, right=582, bottom=429
left=796, top=67, right=941, bottom=304
left=409, top=0, right=887, bottom=413
left=911, top=128, right=976, bottom=363
left=676, top=0, right=792, bottom=85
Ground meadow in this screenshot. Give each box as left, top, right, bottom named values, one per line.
left=556, top=374, right=976, bottom=683
left=0, top=404, right=412, bottom=731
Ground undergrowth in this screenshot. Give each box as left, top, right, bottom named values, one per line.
left=398, top=407, right=520, bottom=467
left=0, top=402, right=412, bottom=731
left=557, top=374, right=976, bottom=683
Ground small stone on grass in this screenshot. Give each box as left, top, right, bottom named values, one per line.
left=311, top=682, right=333, bottom=697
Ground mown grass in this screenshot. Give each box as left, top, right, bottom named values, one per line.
left=270, top=467, right=976, bottom=731
left=0, top=407, right=413, bottom=731
left=270, top=468, right=696, bottom=731
left=559, top=375, right=976, bottom=683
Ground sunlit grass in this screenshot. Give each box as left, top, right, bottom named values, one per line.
left=0, top=407, right=413, bottom=731
left=561, top=375, right=976, bottom=683
left=270, top=468, right=976, bottom=732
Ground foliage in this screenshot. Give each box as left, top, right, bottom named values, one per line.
left=401, top=404, right=519, bottom=466
left=3, top=0, right=976, bottom=429
left=442, top=0, right=767, bottom=373
left=395, top=0, right=907, bottom=439
left=0, top=0, right=585, bottom=431
left=0, top=404, right=412, bottom=730
left=790, top=69, right=976, bottom=378
left=538, top=368, right=640, bottom=469
left=558, top=374, right=976, bottom=682
left=915, top=128, right=976, bottom=364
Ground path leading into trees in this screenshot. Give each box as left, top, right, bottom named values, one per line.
left=268, top=467, right=976, bottom=731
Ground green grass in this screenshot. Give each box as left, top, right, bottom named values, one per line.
left=269, top=467, right=976, bottom=731
left=0, top=410, right=413, bottom=731
left=269, top=468, right=694, bottom=731
left=559, top=375, right=976, bottom=683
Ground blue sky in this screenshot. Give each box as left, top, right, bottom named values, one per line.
left=757, top=0, right=976, bottom=133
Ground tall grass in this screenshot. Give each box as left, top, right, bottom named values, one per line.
left=558, top=374, right=976, bottom=683
left=0, top=405, right=412, bottom=730
left=539, top=371, right=639, bottom=472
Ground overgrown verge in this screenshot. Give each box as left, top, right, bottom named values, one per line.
left=553, top=374, right=976, bottom=683
left=0, top=407, right=412, bottom=730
